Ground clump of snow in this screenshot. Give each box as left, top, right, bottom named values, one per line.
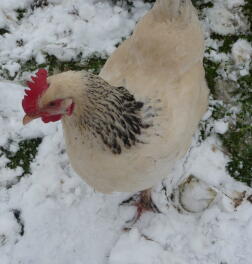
left=202, top=108, right=212, bottom=121
left=0, top=0, right=32, bottom=10
left=232, top=39, right=252, bottom=65
left=224, top=0, right=245, bottom=9
left=214, top=120, right=229, bottom=134
left=206, top=4, right=244, bottom=35
left=2, top=62, right=21, bottom=78
left=203, top=0, right=248, bottom=55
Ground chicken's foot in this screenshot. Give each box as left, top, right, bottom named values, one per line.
left=120, top=189, right=161, bottom=227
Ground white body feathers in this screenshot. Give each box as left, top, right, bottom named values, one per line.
left=61, top=0, right=208, bottom=193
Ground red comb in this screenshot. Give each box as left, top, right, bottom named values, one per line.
left=22, top=69, right=49, bottom=115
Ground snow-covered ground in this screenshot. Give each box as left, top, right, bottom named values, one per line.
left=0, top=0, right=252, bottom=263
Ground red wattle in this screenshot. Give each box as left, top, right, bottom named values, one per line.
left=41, top=114, right=62, bottom=123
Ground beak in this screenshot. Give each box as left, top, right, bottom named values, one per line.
left=23, top=114, right=38, bottom=125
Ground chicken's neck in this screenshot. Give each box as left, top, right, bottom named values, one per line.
left=65, top=73, right=151, bottom=154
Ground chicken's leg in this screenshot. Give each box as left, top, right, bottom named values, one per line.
left=120, top=189, right=161, bottom=225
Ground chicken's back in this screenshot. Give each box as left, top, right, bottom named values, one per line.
left=100, top=0, right=208, bottom=119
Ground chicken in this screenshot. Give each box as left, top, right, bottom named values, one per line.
left=22, top=0, right=208, bottom=220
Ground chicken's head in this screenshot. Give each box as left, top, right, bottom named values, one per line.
left=22, top=69, right=75, bottom=124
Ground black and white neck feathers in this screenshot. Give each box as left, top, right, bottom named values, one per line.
left=71, top=72, right=151, bottom=154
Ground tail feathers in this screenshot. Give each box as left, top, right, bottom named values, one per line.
left=155, top=0, right=194, bottom=22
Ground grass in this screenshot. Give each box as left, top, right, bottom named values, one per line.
left=191, top=0, right=213, bottom=10
left=0, top=138, right=42, bottom=178
left=202, top=63, right=252, bottom=184
left=0, top=28, right=9, bottom=35
left=198, top=0, right=252, bottom=185
left=243, top=0, right=252, bottom=31
left=203, top=58, right=221, bottom=95
left=19, top=53, right=107, bottom=76
left=222, top=70, right=252, bottom=184
left=210, top=33, right=252, bottom=53
left=1, top=52, right=107, bottom=80
left=16, top=9, right=27, bottom=21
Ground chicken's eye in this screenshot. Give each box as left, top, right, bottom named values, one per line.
left=48, top=102, right=56, bottom=107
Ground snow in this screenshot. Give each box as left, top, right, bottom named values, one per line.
left=109, top=228, right=169, bottom=264
left=232, top=39, right=252, bottom=65
left=0, top=0, right=252, bottom=264
left=0, top=0, right=33, bottom=10
left=0, top=0, right=148, bottom=77
left=225, top=0, right=245, bottom=9
left=207, top=6, right=238, bottom=35
left=205, top=0, right=247, bottom=36
left=214, top=120, right=229, bottom=134
left=1, top=82, right=252, bottom=264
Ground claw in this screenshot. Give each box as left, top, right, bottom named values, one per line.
left=120, top=189, right=161, bottom=227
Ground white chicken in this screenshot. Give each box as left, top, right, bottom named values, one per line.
left=22, top=0, right=208, bottom=220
